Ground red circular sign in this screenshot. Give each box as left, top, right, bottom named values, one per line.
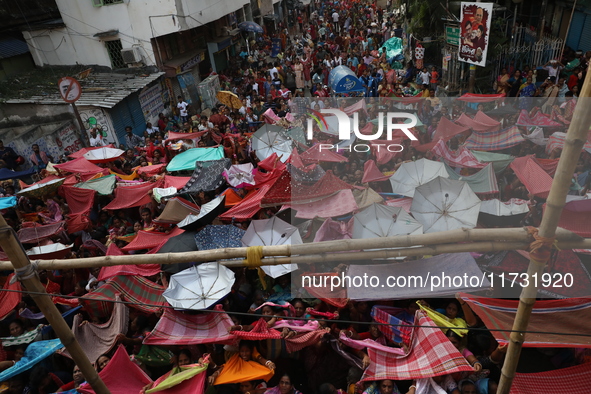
left=58, top=76, right=82, bottom=103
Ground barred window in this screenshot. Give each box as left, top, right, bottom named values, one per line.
left=105, top=39, right=126, bottom=69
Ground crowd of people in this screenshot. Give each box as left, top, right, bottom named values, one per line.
left=0, top=0, right=589, bottom=393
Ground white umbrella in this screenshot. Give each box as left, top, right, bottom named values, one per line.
left=26, top=243, right=73, bottom=260
left=223, top=163, right=255, bottom=188
left=389, top=158, right=449, bottom=197
left=163, top=262, right=235, bottom=310
left=251, top=124, right=293, bottom=163
left=353, top=203, right=423, bottom=239
left=241, top=217, right=301, bottom=278
left=479, top=199, right=529, bottom=216
left=411, top=177, right=481, bottom=233
left=83, top=147, right=125, bottom=163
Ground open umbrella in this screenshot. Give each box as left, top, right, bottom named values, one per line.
left=83, top=147, right=125, bottom=163
left=478, top=198, right=529, bottom=227
left=157, top=231, right=200, bottom=274
left=353, top=203, right=423, bottom=239
left=241, top=217, right=300, bottom=278
left=18, top=178, right=65, bottom=199
left=389, top=158, right=449, bottom=197
left=178, top=195, right=226, bottom=231
left=238, top=21, right=264, bottom=33
left=163, top=263, right=235, bottom=310
left=194, top=224, right=245, bottom=251
left=26, top=243, right=73, bottom=260
left=216, top=91, right=242, bottom=110
left=411, top=177, right=481, bottom=233
left=223, top=163, right=256, bottom=188
left=251, top=124, right=293, bottom=163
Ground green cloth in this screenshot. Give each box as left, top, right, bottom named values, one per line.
left=0, top=325, right=42, bottom=347
left=75, top=174, right=117, bottom=195
left=146, top=363, right=208, bottom=393
left=167, top=146, right=224, bottom=172
left=135, top=345, right=174, bottom=367
left=470, top=150, right=514, bottom=173
left=379, top=36, right=403, bottom=60
left=444, top=163, right=497, bottom=194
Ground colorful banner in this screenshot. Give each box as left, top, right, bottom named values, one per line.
left=458, top=2, right=493, bottom=67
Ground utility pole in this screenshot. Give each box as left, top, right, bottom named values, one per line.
left=468, top=0, right=481, bottom=93
left=0, top=215, right=111, bottom=394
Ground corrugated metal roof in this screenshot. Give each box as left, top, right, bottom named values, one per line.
left=0, top=38, right=30, bottom=59
left=5, top=72, right=165, bottom=108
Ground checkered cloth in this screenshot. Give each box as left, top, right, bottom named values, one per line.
left=546, top=131, right=591, bottom=155
left=456, top=113, right=499, bottom=132
left=0, top=274, right=21, bottom=321
left=371, top=306, right=414, bottom=344
left=431, top=140, right=487, bottom=169
left=80, top=275, right=166, bottom=320
left=17, top=221, right=65, bottom=244
left=357, top=310, right=473, bottom=380
left=511, top=362, right=591, bottom=394
left=510, top=155, right=553, bottom=198
left=553, top=200, right=591, bottom=238
left=144, top=304, right=236, bottom=345
left=232, top=318, right=282, bottom=340
left=464, top=126, right=524, bottom=151
left=284, top=329, right=328, bottom=353
left=516, top=109, right=563, bottom=127
left=220, top=185, right=271, bottom=220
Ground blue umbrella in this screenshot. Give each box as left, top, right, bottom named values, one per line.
left=194, top=225, right=246, bottom=251
left=238, top=21, right=264, bottom=33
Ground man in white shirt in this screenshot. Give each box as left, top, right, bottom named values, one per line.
left=332, top=11, right=340, bottom=33
left=145, top=122, right=158, bottom=135
left=89, top=128, right=105, bottom=147
left=311, top=98, right=325, bottom=109
left=177, top=96, right=189, bottom=123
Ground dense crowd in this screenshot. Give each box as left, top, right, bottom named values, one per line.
left=0, top=0, right=589, bottom=393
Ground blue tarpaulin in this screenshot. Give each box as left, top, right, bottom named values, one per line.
left=0, top=167, right=35, bottom=181
left=328, top=66, right=365, bottom=93
left=166, top=146, right=225, bottom=172
left=0, top=196, right=16, bottom=209
left=0, top=339, right=64, bottom=381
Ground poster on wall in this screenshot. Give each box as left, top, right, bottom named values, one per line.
left=139, top=83, right=165, bottom=125
left=458, top=2, right=493, bottom=67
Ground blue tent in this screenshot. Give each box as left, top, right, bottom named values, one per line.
left=328, top=65, right=365, bottom=94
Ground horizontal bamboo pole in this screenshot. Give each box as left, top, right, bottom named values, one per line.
left=1, top=234, right=589, bottom=271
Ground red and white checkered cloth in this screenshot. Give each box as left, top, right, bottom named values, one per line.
left=357, top=310, right=473, bottom=380
left=220, top=184, right=271, bottom=220
left=143, top=305, right=237, bottom=345
left=431, top=140, right=487, bottom=169
left=232, top=318, right=282, bottom=340
left=510, top=155, right=553, bottom=199
left=511, top=362, right=591, bottom=394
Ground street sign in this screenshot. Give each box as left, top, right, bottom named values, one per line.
left=446, top=26, right=460, bottom=46
left=58, top=76, right=82, bottom=103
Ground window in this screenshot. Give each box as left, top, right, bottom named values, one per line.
left=92, top=0, right=123, bottom=6
left=105, top=39, right=126, bottom=69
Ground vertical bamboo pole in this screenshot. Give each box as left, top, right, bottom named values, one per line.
left=0, top=215, right=111, bottom=394
left=497, top=65, right=591, bottom=393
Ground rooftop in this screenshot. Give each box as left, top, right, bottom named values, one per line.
left=2, top=67, right=164, bottom=108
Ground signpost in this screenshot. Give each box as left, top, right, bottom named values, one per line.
left=445, top=26, right=461, bottom=46
left=58, top=76, right=88, bottom=147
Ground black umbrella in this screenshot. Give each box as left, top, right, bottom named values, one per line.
left=157, top=231, right=199, bottom=274
left=178, top=195, right=226, bottom=231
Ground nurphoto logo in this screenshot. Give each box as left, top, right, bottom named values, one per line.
left=306, top=109, right=418, bottom=152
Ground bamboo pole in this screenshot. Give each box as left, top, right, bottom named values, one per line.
left=0, top=233, right=589, bottom=271
left=497, top=70, right=591, bottom=392
left=0, top=215, right=111, bottom=394
left=0, top=227, right=582, bottom=270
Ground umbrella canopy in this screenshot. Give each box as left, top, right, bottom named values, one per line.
left=238, top=21, right=264, bottom=33
left=157, top=231, right=200, bottom=274
left=18, top=178, right=65, bottom=199
left=251, top=124, right=293, bottom=163
left=353, top=203, right=423, bottom=239
left=26, top=243, right=73, bottom=260
left=163, top=263, right=235, bottom=310
left=194, top=224, right=245, bottom=251
left=241, top=217, right=300, bottom=278
left=223, top=163, right=255, bottom=188
left=411, top=177, right=481, bottom=233
left=83, top=147, right=125, bottom=163
left=389, top=158, right=449, bottom=197
left=178, top=195, right=226, bottom=231
left=216, top=91, right=242, bottom=109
